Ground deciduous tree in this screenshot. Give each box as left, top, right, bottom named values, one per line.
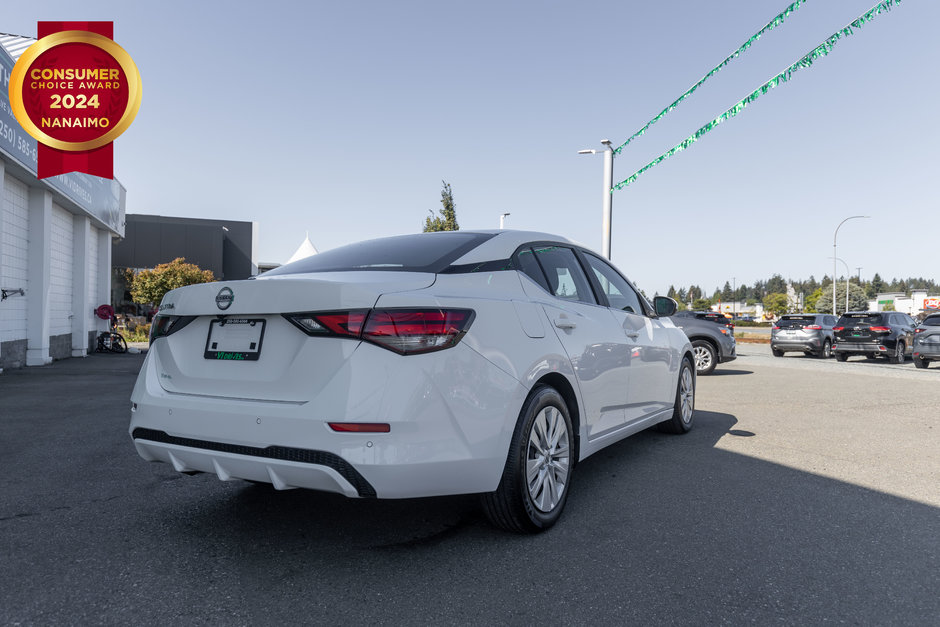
left=130, top=257, right=215, bottom=306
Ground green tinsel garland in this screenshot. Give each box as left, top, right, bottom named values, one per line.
left=613, top=0, right=809, bottom=155
left=613, top=0, right=901, bottom=190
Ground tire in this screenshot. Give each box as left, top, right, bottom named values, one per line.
left=836, top=352, right=848, bottom=362
left=110, top=333, right=128, bottom=354
left=771, top=348, right=784, bottom=358
left=889, top=341, right=905, bottom=365
left=816, top=340, right=832, bottom=359
left=914, top=356, right=928, bottom=369
left=658, top=358, right=695, bottom=434
left=481, top=386, right=574, bottom=533
left=692, top=340, right=717, bottom=375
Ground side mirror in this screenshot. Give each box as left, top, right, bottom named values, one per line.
left=653, top=296, right=678, bottom=317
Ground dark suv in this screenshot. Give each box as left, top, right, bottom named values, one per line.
left=771, top=313, right=838, bottom=358
left=913, top=313, right=940, bottom=369
left=668, top=312, right=736, bottom=375
left=832, top=311, right=918, bottom=363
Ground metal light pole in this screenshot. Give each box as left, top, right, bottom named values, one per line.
left=499, top=213, right=510, bottom=229
left=832, top=256, right=851, bottom=314
left=732, top=277, right=736, bottom=319
left=833, top=216, right=870, bottom=315
left=578, top=139, right=614, bottom=259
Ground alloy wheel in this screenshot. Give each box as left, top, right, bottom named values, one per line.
left=679, top=365, right=694, bottom=424
left=525, top=406, right=570, bottom=513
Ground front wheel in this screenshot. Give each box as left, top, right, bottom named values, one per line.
left=482, top=386, right=573, bottom=533
left=658, top=358, right=695, bottom=434
left=692, top=340, right=717, bottom=375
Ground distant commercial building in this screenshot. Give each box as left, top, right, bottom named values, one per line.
left=870, top=290, right=940, bottom=318
left=111, top=214, right=258, bottom=312
left=1, top=34, right=125, bottom=370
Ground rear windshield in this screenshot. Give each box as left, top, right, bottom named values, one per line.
left=263, top=232, right=496, bottom=276
left=837, top=313, right=883, bottom=326
left=922, top=315, right=940, bottom=327
left=777, top=315, right=816, bottom=328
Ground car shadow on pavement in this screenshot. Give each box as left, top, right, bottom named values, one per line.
left=706, top=368, right=753, bottom=376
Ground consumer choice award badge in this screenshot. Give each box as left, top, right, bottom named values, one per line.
left=8, top=21, right=141, bottom=179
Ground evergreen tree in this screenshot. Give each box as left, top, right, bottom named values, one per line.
left=721, top=281, right=733, bottom=301
left=423, top=181, right=459, bottom=232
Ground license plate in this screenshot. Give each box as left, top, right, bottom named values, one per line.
left=204, top=318, right=265, bottom=361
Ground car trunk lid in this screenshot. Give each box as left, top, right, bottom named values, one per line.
left=150, top=272, right=436, bottom=401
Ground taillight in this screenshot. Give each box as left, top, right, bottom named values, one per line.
left=283, top=308, right=475, bottom=355
left=363, top=309, right=475, bottom=354
left=284, top=311, right=368, bottom=337
left=149, top=315, right=196, bottom=343
left=832, top=326, right=844, bottom=332
left=773, top=326, right=781, bottom=330
left=804, top=325, right=822, bottom=330
left=870, top=326, right=890, bottom=332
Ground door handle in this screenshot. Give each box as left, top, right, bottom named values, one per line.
left=554, top=318, right=576, bottom=330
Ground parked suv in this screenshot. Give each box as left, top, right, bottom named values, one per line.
left=913, top=313, right=940, bottom=369
left=673, top=310, right=735, bottom=335
left=832, top=311, right=918, bottom=363
left=669, top=313, right=736, bottom=375
left=771, top=313, right=838, bottom=358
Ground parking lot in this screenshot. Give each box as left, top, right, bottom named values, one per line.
left=1, top=348, right=937, bottom=625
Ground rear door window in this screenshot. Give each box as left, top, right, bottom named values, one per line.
left=530, top=246, right=597, bottom=305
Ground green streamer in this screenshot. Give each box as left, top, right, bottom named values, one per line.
left=613, top=0, right=809, bottom=155
left=613, top=0, right=901, bottom=191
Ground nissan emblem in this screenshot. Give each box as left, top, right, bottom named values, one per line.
left=216, top=287, right=234, bottom=310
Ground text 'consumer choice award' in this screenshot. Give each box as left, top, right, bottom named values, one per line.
left=8, top=21, right=141, bottom=179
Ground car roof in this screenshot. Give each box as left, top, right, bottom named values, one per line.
left=450, top=230, right=583, bottom=265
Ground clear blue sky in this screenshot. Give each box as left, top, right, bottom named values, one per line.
left=6, top=1, right=938, bottom=296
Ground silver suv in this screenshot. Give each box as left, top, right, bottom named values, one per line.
left=771, top=313, right=838, bottom=358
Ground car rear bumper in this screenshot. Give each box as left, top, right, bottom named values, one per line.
left=832, top=342, right=886, bottom=354
left=130, top=343, right=527, bottom=499
left=913, top=344, right=940, bottom=360
left=771, top=339, right=822, bottom=352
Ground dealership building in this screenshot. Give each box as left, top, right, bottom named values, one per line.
left=1, top=34, right=125, bottom=371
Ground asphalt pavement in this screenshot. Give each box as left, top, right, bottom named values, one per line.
left=1, top=349, right=937, bottom=625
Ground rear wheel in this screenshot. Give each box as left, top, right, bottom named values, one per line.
left=816, top=339, right=831, bottom=359
left=771, top=348, right=784, bottom=358
left=692, top=340, right=717, bottom=375
left=658, top=358, right=695, bottom=434
left=836, top=352, right=848, bottom=362
left=482, top=386, right=573, bottom=533
left=111, top=333, right=128, bottom=353
left=889, top=341, right=905, bottom=364
left=914, top=356, right=929, bottom=369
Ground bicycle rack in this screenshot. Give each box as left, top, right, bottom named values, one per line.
left=1, top=288, right=25, bottom=301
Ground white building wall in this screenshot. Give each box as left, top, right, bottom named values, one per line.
left=49, top=203, right=74, bottom=337
left=1, top=173, right=29, bottom=342
left=88, top=224, right=99, bottom=317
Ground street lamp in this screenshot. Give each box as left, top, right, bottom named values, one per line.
left=831, top=256, right=851, bottom=314
left=578, top=139, right=614, bottom=259
left=833, top=216, right=870, bottom=315
left=499, top=213, right=510, bottom=229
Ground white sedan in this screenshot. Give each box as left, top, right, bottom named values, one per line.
left=130, top=230, right=695, bottom=532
